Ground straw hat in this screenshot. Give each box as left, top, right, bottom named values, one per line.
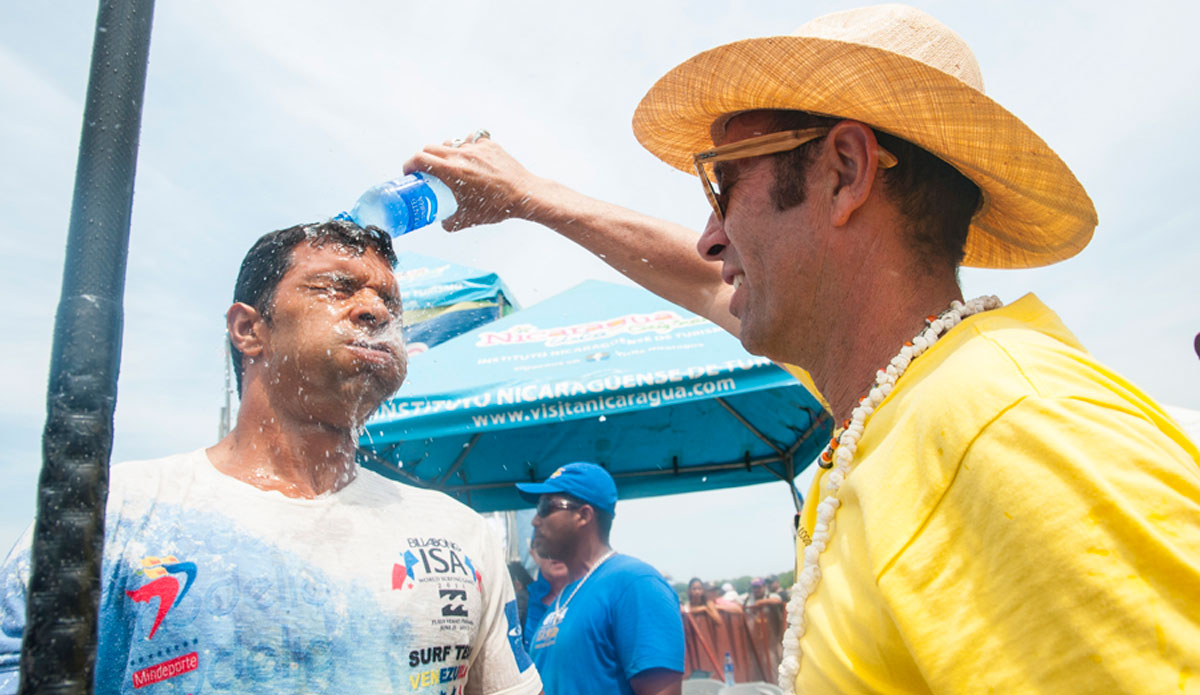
left=632, top=4, right=1097, bottom=269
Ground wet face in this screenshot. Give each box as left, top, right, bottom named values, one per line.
left=695, top=112, right=836, bottom=363
left=688, top=579, right=706, bottom=606
left=256, top=242, right=407, bottom=430
left=530, top=494, right=583, bottom=562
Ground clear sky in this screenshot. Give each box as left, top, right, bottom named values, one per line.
left=2, top=0, right=1198, bottom=582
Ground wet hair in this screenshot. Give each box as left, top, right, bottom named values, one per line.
left=688, top=577, right=704, bottom=588
left=753, top=110, right=980, bottom=272
left=229, top=219, right=397, bottom=396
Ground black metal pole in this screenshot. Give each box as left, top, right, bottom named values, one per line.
left=19, top=1, right=155, bottom=693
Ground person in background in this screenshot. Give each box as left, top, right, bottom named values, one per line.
left=765, top=575, right=788, bottom=603
left=517, top=462, right=684, bottom=695
left=0, top=220, right=540, bottom=695
left=523, top=545, right=569, bottom=652
left=681, top=578, right=763, bottom=684
left=741, top=578, right=767, bottom=609
left=742, top=578, right=785, bottom=681
left=508, top=560, right=535, bottom=628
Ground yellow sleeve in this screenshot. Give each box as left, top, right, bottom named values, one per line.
left=880, top=395, right=1200, bottom=694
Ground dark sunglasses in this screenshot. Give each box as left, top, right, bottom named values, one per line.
left=536, top=497, right=581, bottom=517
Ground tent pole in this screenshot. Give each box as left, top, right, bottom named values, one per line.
left=356, top=447, right=431, bottom=488
left=714, top=397, right=785, bottom=455
left=20, top=1, right=156, bottom=693
left=437, top=433, right=481, bottom=486
left=786, top=408, right=831, bottom=458
left=786, top=454, right=802, bottom=511
left=219, top=337, right=233, bottom=438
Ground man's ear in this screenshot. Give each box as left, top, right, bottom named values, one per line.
left=227, top=302, right=266, bottom=360
left=826, top=120, right=884, bottom=227
left=577, top=504, right=597, bottom=531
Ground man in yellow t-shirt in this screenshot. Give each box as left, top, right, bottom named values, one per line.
left=407, top=5, right=1200, bottom=693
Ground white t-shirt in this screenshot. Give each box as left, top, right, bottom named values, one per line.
left=0, top=450, right=541, bottom=695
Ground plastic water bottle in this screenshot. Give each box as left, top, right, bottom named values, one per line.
left=339, top=172, right=458, bottom=237
left=723, top=651, right=735, bottom=687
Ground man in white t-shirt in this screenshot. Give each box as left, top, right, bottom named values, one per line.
left=0, top=220, right=541, bottom=695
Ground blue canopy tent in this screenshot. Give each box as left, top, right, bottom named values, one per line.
left=394, top=251, right=517, bottom=355
left=360, top=280, right=832, bottom=513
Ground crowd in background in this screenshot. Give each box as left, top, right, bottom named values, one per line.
left=680, top=577, right=788, bottom=684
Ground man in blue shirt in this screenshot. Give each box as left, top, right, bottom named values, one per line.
left=523, top=546, right=569, bottom=652
left=517, top=463, right=684, bottom=695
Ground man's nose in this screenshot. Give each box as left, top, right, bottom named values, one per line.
left=696, top=212, right=730, bottom=260
left=351, top=290, right=393, bottom=328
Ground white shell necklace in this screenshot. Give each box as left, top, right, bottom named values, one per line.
left=779, top=295, right=1002, bottom=693
left=547, top=549, right=616, bottom=625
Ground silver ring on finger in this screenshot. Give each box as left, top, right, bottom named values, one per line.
left=450, top=137, right=466, bottom=148
left=470, top=129, right=491, bottom=143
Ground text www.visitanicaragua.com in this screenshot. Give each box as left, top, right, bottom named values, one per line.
left=470, top=378, right=736, bottom=427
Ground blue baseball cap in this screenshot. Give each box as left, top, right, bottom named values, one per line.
left=515, top=462, right=618, bottom=515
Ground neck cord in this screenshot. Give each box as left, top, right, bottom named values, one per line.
left=779, top=295, right=1002, bottom=693
left=552, top=549, right=616, bottom=618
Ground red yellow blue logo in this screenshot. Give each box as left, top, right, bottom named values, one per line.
left=125, top=555, right=197, bottom=639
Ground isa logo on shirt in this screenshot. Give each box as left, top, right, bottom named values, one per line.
left=504, top=599, right=533, bottom=671
left=393, top=549, right=421, bottom=591
left=394, top=539, right=484, bottom=592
